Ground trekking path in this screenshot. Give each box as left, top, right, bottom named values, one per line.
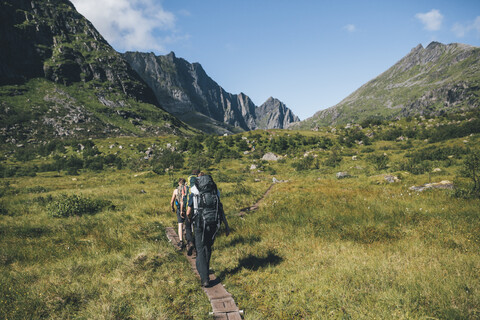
left=165, top=227, right=243, bottom=320
left=238, top=182, right=276, bottom=216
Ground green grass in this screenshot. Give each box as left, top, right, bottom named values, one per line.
left=1, top=128, right=479, bottom=319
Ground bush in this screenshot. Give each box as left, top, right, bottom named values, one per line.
left=460, top=149, right=480, bottom=196
left=0, top=202, right=10, bottom=216
left=324, top=149, right=342, bottom=168
left=291, top=155, right=317, bottom=171
left=151, top=149, right=184, bottom=174
left=47, top=194, right=113, bottom=218
left=366, top=153, right=389, bottom=171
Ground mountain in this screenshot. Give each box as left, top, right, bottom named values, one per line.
left=296, top=42, right=480, bottom=129
left=256, top=97, right=300, bottom=129
left=0, top=0, right=191, bottom=144
left=123, top=51, right=300, bottom=134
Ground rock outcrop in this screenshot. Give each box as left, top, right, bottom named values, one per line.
left=256, top=97, right=300, bottom=129
left=123, top=51, right=300, bottom=134
left=0, top=0, right=189, bottom=142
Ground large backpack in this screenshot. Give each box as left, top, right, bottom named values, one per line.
left=195, top=175, right=220, bottom=227
left=175, top=184, right=185, bottom=208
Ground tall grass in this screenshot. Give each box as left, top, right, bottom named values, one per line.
left=213, top=176, right=480, bottom=319
left=1, top=132, right=480, bottom=319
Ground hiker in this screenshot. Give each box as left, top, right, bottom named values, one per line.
left=183, top=170, right=199, bottom=256
left=186, top=173, right=230, bottom=287
left=170, top=178, right=187, bottom=249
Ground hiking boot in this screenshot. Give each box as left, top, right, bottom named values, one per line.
left=177, top=241, right=185, bottom=250
left=187, top=242, right=194, bottom=256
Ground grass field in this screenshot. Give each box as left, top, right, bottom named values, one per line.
left=1, top=124, right=479, bottom=319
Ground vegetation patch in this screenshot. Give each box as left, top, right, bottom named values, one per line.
left=47, top=194, right=114, bottom=217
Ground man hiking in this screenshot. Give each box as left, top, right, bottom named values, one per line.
left=186, top=172, right=230, bottom=287
left=184, top=170, right=199, bottom=256
left=170, top=178, right=187, bottom=249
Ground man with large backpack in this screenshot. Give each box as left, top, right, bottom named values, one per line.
left=170, top=178, right=187, bottom=249
left=186, top=172, right=230, bottom=287
left=184, top=171, right=198, bottom=256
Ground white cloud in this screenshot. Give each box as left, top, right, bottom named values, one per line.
left=343, top=24, right=356, bottom=33
left=415, top=9, right=443, bottom=31
left=70, top=0, right=178, bottom=53
left=453, top=16, right=480, bottom=38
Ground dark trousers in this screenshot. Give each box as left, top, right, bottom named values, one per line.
left=185, top=216, right=193, bottom=243
left=194, top=217, right=217, bottom=283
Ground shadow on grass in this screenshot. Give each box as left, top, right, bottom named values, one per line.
left=218, top=250, right=283, bottom=279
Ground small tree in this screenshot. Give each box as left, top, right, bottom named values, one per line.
left=461, top=150, right=480, bottom=195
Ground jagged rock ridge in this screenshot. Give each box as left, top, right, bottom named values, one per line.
left=123, top=51, right=300, bottom=134
left=297, top=41, right=480, bottom=128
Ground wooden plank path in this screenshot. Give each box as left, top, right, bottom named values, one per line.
left=164, top=182, right=281, bottom=318
left=165, top=227, right=243, bottom=319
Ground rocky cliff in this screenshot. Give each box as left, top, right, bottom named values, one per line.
left=256, top=97, right=300, bottom=129
left=0, top=0, right=190, bottom=143
left=123, top=51, right=300, bottom=134
left=297, top=42, right=480, bottom=128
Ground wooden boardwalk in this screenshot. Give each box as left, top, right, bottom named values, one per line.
left=164, top=183, right=280, bottom=318
left=165, top=227, right=243, bottom=319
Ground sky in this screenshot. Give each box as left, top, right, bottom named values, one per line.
left=70, top=0, right=480, bottom=120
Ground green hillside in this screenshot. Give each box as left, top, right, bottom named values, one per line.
left=0, top=0, right=195, bottom=144
left=296, top=42, right=480, bottom=129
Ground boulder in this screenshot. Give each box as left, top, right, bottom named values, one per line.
left=336, top=172, right=351, bottom=179
left=262, top=152, right=280, bottom=161
left=409, top=180, right=454, bottom=192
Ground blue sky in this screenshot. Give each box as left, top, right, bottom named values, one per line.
left=71, top=0, right=480, bottom=120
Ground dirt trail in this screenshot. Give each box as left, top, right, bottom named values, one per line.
left=238, top=183, right=275, bottom=216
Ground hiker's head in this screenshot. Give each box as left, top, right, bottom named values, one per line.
left=198, top=172, right=205, bottom=177
left=192, top=169, right=200, bottom=176
left=178, top=178, right=186, bottom=185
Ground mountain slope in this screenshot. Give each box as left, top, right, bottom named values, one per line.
left=123, top=51, right=300, bottom=134
left=297, top=42, right=480, bottom=129
left=0, top=0, right=191, bottom=144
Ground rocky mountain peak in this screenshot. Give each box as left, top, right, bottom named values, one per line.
left=123, top=52, right=300, bottom=133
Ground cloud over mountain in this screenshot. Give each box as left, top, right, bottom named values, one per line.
left=415, top=9, right=443, bottom=31
left=70, top=0, right=178, bottom=52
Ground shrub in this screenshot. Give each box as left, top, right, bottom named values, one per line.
left=324, top=149, right=342, bottom=168
left=460, top=149, right=480, bottom=196
left=291, top=155, right=317, bottom=171
left=47, top=194, right=113, bottom=218
left=151, top=149, right=184, bottom=174
left=366, top=153, right=389, bottom=171
left=0, top=202, right=10, bottom=216
left=187, top=155, right=212, bottom=171
left=395, top=159, right=433, bottom=175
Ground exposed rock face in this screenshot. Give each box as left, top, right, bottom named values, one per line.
left=297, top=42, right=480, bottom=128
left=0, top=0, right=189, bottom=142
left=0, top=0, right=157, bottom=105
left=123, top=51, right=300, bottom=134
left=256, top=97, right=300, bottom=129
